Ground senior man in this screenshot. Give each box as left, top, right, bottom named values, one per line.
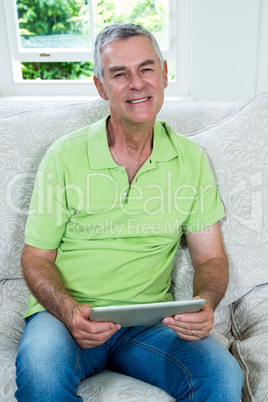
left=15, top=24, right=243, bottom=401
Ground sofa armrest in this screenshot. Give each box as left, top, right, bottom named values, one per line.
left=231, top=283, right=268, bottom=402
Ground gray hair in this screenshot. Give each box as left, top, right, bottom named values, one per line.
left=94, top=23, right=165, bottom=82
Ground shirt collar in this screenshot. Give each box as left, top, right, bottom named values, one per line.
left=152, top=120, right=178, bottom=162
left=87, top=116, right=178, bottom=170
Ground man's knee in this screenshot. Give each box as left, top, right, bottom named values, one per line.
left=206, top=354, right=243, bottom=401
left=171, top=337, right=243, bottom=401
left=15, top=312, right=81, bottom=401
left=190, top=345, right=243, bottom=401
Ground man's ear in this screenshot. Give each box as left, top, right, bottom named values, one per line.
left=93, top=75, right=109, bottom=100
left=163, top=60, right=168, bottom=89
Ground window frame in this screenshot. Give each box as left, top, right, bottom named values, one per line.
left=2, top=0, right=192, bottom=98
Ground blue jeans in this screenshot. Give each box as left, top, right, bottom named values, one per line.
left=15, top=311, right=243, bottom=401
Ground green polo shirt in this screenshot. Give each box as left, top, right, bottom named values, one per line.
left=24, top=116, right=225, bottom=318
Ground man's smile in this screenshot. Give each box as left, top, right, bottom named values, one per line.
left=127, top=96, right=151, bottom=104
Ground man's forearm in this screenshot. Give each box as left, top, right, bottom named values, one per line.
left=21, top=245, right=121, bottom=349
left=21, top=247, right=79, bottom=324
left=193, top=256, right=228, bottom=311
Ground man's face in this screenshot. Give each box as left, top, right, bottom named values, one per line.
left=94, top=35, right=168, bottom=127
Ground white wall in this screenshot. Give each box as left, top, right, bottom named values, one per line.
left=190, top=0, right=268, bottom=102
left=0, top=0, right=267, bottom=101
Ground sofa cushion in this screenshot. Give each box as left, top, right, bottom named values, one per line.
left=157, top=101, right=242, bottom=136
left=231, top=284, right=268, bottom=402
left=0, top=99, right=110, bottom=281
left=78, top=370, right=174, bottom=401
left=0, top=279, right=28, bottom=401
left=171, top=92, right=268, bottom=307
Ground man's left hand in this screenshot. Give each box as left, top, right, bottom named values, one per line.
left=162, top=300, right=214, bottom=341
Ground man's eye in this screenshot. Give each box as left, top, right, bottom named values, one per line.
left=114, top=72, right=125, bottom=78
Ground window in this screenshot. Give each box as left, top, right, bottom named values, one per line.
left=2, top=0, right=191, bottom=97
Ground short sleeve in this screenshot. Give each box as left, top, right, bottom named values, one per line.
left=182, top=151, right=225, bottom=232
left=25, top=147, right=69, bottom=249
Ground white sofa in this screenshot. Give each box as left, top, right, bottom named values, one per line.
left=0, top=93, right=267, bottom=401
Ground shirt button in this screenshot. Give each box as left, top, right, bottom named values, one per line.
left=122, top=192, right=128, bottom=198
left=117, top=169, right=122, bottom=174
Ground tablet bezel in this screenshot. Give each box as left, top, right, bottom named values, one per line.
left=89, top=299, right=207, bottom=327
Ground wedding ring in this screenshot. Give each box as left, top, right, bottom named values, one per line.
left=191, top=330, right=195, bottom=336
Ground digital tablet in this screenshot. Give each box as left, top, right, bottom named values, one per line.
left=89, top=299, right=206, bottom=327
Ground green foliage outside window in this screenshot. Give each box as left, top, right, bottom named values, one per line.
left=21, top=62, right=94, bottom=80
left=17, top=0, right=166, bottom=80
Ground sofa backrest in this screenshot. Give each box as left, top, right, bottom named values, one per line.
left=169, top=93, right=268, bottom=307
left=0, top=94, right=267, bottom=308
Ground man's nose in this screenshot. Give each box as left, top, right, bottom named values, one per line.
left=128, top=73, right=145, bottom=91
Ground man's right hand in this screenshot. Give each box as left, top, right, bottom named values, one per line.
left=21, top=245, right=121, bottom=349
left=66, top=303, right=121, bottom=349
